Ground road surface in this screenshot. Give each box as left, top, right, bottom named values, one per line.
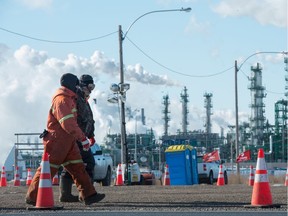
left=0, top=183, right=286, bottom=214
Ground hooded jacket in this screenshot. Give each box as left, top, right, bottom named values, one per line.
left=46, top=86, right=85, bottom=142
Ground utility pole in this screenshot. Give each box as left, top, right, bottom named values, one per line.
left=118, top=25, right=128, bottom=181
left=234, top=60, right=240, bottom=181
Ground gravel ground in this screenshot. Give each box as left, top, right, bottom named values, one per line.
left=0, top=183, right=287, bottom=213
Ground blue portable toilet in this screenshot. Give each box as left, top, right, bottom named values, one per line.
left=190, top=148, right=199, bottom=184
left=165, top=145, right=193, bottom=185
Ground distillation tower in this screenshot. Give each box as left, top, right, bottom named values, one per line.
left=162, top=94, right=170, bottom=136
left=204, top=93, right=213, bottom=134
left=180, top=86, right=189, bottom=134
left=248, top=63, right=266, bottom=146
left=274, top=99, right=287, bottom=161
left=275, top=56, right=288, bottom=135
left=273, top=56, right=288, bottom=161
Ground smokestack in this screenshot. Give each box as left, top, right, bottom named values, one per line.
left=141, top=108, right=145, bottom=125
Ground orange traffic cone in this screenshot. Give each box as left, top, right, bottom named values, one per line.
left=115, top=164, right=124, bottom=186
left=248, top=165, right=254, bottom=186
left=26, top=168, right=33, bottom=186
left=0, top=166, right=7, bottom=187
left=52, top=173, right=59, bottom=185
left=13, top=166, right=21, bottom=186
left=163, top=164, right=170, bottom=186
left=250, top=148, right=274, bottom=207
left=217, top=164, right=225, bottom=186
left=35, top=152, right=54, bottom=209
left=284, top=167, right=288, bottom=187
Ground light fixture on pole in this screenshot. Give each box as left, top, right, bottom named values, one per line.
left=114, top=7, right=191, bottom=183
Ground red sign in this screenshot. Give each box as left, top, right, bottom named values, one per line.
left=203, top=150, right=220, bottom=162
left=236, top=150, right=251, bottom=163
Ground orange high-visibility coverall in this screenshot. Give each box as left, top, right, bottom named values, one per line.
left=26, top=86, right=96, bottom=202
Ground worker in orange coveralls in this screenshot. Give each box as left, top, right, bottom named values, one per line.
left=25, top=73, right=105, bottom=206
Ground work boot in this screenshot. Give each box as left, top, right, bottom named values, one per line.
left=84, top=193, right=105, bottom=205
left=59, top=177, right=79, bottom=202
left=25, top=197, right=36, bottom=206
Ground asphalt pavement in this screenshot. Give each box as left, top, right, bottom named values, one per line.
left=0, top=183, right=287, bottom=214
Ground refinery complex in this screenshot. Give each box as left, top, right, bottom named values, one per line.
left=5, top=57, right=288, bottom=177
left=105, top=57, right=288, bottom=169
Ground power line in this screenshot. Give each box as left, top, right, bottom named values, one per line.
left=0, top=26, right=117, bottom=43
left=0, top=26, right=236, bottom=78
left=3, top=26, right=283, bottom=81
left=126, top=36, right=234, bottom=78
left=238, top=51, right=288, bottom=71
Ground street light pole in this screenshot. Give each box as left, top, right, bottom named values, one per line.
left=118, top=7, right=192, bottom=183
left=234, top=60, right=240, bottom=181
left=118, top=25, right=127, bottom=166
left=135, top=117, right=137, bottom=161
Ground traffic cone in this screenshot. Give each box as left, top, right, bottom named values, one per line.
left=35, top=152, right=54, bottom=208
left=248, top=165, right=254, bottom=186
left=250, top=148, right=273, bottom=207
left=115, top=164, right=124, bottom=186
left=52, top=173, right=59, bottom=185
left=0, top=166, right=7, bottom=187
left=163, top=164, right=170, bottom=186
left=13, top=166, right=21, bottom=186
left=284, top=167, right=288, bottom=187
left=26, top=168, right=32, bottom=186
left=217, top=164, right=225, bottom=186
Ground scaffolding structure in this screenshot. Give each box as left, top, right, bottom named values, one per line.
left=180, top=86, right=189, bottom=134
left=248, top=63, right=266, bottom=146
left=204, top=92, right=213, bottom=134
left=274, top=99, right=288, bottom=161
left=162, top=94, right=170, bottom=136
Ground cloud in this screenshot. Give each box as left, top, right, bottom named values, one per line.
left=19, top=0, right=53, bottom=10
left=185, top=15, right=211, bottom=34
left=0, top=44, right=10, bottom=64
left=0, top=44, right=183, bottom=167
left=212, top=0, right=287, bottom=28
left=263, top=53, right=288, bottom=64
left=14, top=45, right=48, bottom=66
left=126, top=64, right=179, bottom=86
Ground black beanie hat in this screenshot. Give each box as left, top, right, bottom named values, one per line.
left=79, top=74, right=94, bottom=86
left=60, top=73, right=79, bottom=93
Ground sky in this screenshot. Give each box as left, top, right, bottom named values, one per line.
left=0, top=0, right=287, bottom=167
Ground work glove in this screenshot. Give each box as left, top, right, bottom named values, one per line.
left=89, top=137, right=96, bottom=147
left=81, top=137, right=90, bottom=151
